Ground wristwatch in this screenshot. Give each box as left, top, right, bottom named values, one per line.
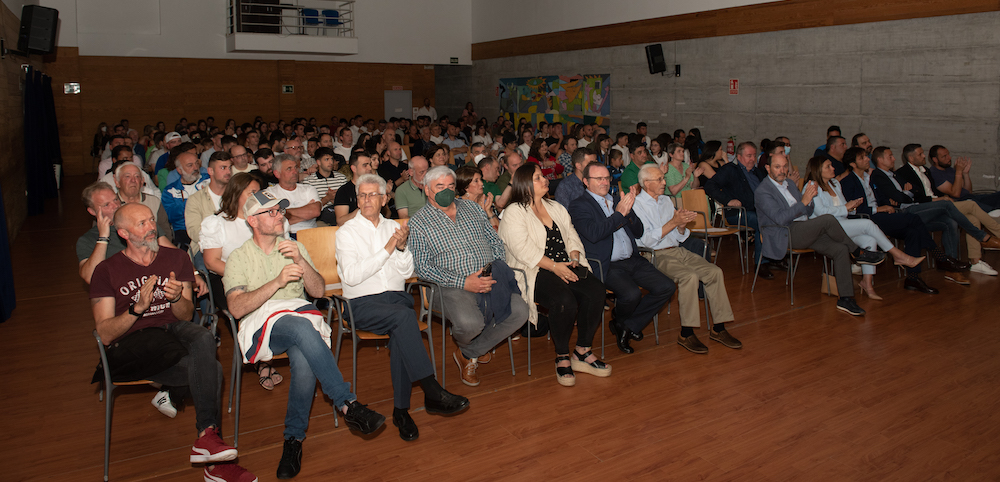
left=128, top=303, right=144, bottom=317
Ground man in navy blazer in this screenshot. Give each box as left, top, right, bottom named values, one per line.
left=705, top=141, right=782, bottom=280
left=840, top=147, right=971, bottom=289
left=755, top=152, right=884, bottom=316
left=568, top=163, right=674, bottom=354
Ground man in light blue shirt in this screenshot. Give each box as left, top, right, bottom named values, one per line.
left=632, top=164, right=741, bottom=354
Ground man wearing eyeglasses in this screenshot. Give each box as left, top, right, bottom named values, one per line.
left=568, top=161, right=673, bottom=354
left=266, top=154, right=321, bottom=238
left=228, top=144, right=256, bottom=175
left=224, top=190, right=386, bottom=479
left=335, top=173, right=469, bottom=442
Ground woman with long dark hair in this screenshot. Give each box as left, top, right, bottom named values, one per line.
left=498, top=164, right=609, bottom=387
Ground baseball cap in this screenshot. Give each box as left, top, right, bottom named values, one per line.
left=164, top=131, right=182, bottom=142
left=243, top=190, right=289, bottom=218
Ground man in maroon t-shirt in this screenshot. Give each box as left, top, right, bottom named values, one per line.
left=90, top=203, right=254, bottom=481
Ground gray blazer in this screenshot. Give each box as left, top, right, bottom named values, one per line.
left=754, top=177, right=814, bottom=260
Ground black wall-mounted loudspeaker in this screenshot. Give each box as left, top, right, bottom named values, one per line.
left=18, top=5, right=58, bottom=55
left=645, top=44, right=666, bottom=75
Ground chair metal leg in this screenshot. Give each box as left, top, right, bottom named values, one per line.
left=507, top=336, right=515, bottom=376
left=790, top=253, right=800, bottom=306
left=527, top=321, right=531, bottom=376
left=653, top=314, right=659, bottom=345
left=103, top=384, right=114, bottom=482
left=233, top=359, right=241, bottom=448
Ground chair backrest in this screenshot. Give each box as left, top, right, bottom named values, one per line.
left=397, top=218, right=409, bottom=228
left=297, top=226, right=340, bottom=286
left=322, top=9, right=341, bottom=25
left=401, top=145, right=411, bottom=159
left=796, top=177, right=806, bottom=192
left=681, top=189, right=711, bottom=230
left=302, top=8, right=320, bottom=25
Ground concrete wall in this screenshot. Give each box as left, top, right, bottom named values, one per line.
left=438, top=11, right=1000, bottom=186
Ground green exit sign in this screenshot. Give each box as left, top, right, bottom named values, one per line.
left=450, top=57, right=458, bottom=64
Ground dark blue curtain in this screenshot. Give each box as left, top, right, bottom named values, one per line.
left=24, top=66, right=60, bottom=216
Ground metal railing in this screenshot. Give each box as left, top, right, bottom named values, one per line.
left=227, top=0, right=355, bottom=37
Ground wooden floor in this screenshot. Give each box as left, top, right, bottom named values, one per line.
left=5, top=175, right=1000, bottom=481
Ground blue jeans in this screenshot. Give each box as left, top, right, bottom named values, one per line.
left=903, top=202, right=987, bottom=259
left=969, top=191, right=1000, bottom=212
left=268, top=315, right=354, bottom=441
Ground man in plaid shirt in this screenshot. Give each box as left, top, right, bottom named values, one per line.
left=409, top=166, right=528, bottom=387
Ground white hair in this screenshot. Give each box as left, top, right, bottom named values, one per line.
left=637, top=164, right=663, bottom=186
left=355, top=173, right=387, bottom=195
left=423, top=165, right=456, bottom=188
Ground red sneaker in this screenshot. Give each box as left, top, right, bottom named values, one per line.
left=204, top=463, right=258, bottom=482
left=190, top=426, right=238, bottom=463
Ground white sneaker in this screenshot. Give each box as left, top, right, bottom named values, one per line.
left=988, top=209, right=1000, bottom=217
left=152, top=390, right=177, bottom=418
left=970, top=260, right=998, bottom=276
left=851, top=264, right=862, bottom=275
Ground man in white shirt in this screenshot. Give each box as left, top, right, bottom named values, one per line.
left=334, top=128, right=353, bottom=162
left=266, top=154, right=321, bottom=236
left=228, top=145, right=256, bottom=175
left=416, top=98, right=437, bottom=121
left=200, top=132, right=223, bottom=165
left=577, top=124, right=594, bottom=148
left=335, top=173, right=469, bottom=442
left=632, top=165, right=741, bottom=354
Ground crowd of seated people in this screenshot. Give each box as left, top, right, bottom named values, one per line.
left=80, top=108, right=1000, bottom=481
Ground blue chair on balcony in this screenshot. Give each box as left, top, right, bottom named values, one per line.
left=301, top=8, right=320, bottom=35
left=322, top=9, right=341, bottom=36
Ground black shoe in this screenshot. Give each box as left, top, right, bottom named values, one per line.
left=276, top=437, right=302, bottom=479
left=392, top=410, right=419, bottom=441
left=769, top=258, right=790, bottom=271
left=609, top=318, right=642, bottom=341
left=343, top=400, right=385, bottom=435
left=852, top=249, right=886, bottom=266
left=836, top=298, right=866, bottom=316
left=757, top=264, right=774, bottom=280
left=903, top=276, right=939, bottom=294
left=936, top=256, right=970, bottom=272
left=611, top=319, right=635, bottom=354
left=424, top=390, right=470, bottom=415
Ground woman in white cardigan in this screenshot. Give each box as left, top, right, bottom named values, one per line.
left=803, top=157, right=924, bottom=300
left=498, top=164, right=610, bottom=387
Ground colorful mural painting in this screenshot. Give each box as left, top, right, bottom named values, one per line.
left=499, top=74, right=611, bottom=134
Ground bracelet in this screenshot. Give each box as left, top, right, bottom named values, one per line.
left=570, top=257, right=579, bottom=262
left=128, top=303, right=144, bottom=317
left=97, top=236, right=110, bottom=243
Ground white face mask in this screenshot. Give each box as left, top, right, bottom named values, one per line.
left=101, top=126, right=107, bottom=132
left=784, top=146, right=791, bottom=155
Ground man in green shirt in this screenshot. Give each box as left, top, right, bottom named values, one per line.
left=620, top=142, right=655, bottom=192
left=395, top=156, right=429, bottom=218
left=478, top=156, right=504, bottom=198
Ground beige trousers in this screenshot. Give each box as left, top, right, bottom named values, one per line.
left=954, top=200, right=1000, bottom=260
left=653, top=246, right=735, bottom=328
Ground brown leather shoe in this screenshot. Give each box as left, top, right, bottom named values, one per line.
left=944, top=271, right=971, bottom=285
left=476, top=351, right=492, bottom=364
left=677, top=334, right=709, bottom=354
left=709, top=328, right=743, bottom=349
left=981, top=235, right=1000, bottom=250
left=452, top=350, right=480, bottom=386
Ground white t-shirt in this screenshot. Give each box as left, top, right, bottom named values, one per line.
left=430, top=135, right=444, bottom=144
left=97, top=156, right=144, bottom=178
left=518, top=143, right=531, bottom=159
left=231, top=164, right=257, bottom=175
left=207, top=188, right=222, bottom=211
left=200, top=148, right=216, bottom=165
left=266, top=183, right=320, bottom=233
left=334, top=145, right=352, bottom=162
left=200, top=214, right=253, bottom=264
left=578, top=138, right=591, bottom=148
left=473, top=134, right=492, bottom=147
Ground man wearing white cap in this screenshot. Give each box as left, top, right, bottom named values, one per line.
left=153, top=131, right=184, bottom=174
left=224, top=190, right=386, bottom=479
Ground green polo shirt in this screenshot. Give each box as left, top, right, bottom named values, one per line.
left=223, top=236, right=316, bottom=300
left=483, top=180, right=503, bottom=198
left=620, top=160, right=657, bottom=192
left=395, top=179, right=426, bottom=216
left=496, top=171, right=512, bottom=191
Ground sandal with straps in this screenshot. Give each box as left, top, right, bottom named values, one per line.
left=555, top=355, right=576, bottom=387
left=256, top=361, right=284, bottom=391
left=571, top=349, right=612, bottom=377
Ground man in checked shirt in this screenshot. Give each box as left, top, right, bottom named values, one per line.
left=409, top=166, right=528, bottom=387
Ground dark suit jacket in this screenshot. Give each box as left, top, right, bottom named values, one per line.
left=839, top=171, right=873, bottom=215
left=870, top=168, right=915, bottom=207
left=754, top=177, right=814, bottom=260
left=894, top=163, right=935, bottom=203
left=567, top=192, right=644, bottom=281
left=704, top=162, right=764, bottom=211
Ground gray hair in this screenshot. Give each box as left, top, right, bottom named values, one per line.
left=114, top=162, right=141, bottom=183
left=81, top=181, right=115, bottom=209
left=423, top=165, right=456, bottom=189
left=354, top=173, right=387, bottom=195
left=638, top=164, right=663, bottom=187
left=408, top=155, right=428, bottom=170
left=274, top=153, right=296, bottom=169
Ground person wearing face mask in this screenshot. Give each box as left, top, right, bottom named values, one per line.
left=408, top=166, right=529, bottom=388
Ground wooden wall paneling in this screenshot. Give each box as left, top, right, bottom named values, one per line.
left=277, top=60, right=297, bottom=121
left=43, top=48, right=85, bottom=176
left=295, top=61, right=362, bottom=122
left=411, top=64, right=434, bottom=109
left=471, top=0, right=1000, bottom=60
left=180, top=58, right=281, bottom=126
